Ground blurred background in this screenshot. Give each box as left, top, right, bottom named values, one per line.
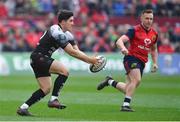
left=0, top=1, right=180, bottom=120
left=0, top=0, right=180, bottom=75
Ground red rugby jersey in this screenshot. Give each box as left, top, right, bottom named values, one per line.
left=126, top=24, right=158, bottom=63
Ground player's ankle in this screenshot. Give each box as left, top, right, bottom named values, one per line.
left=20, top=103, right=29, bottom=109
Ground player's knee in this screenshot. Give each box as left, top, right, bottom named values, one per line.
left=64, top=71, right=69, bottom=76
left=44, top=88, right=51, bottom=95
left=60, top=70, right=69, bottom=76
left=41, top=85, right=52, bottom=95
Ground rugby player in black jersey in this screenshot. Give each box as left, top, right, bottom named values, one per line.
left=17, top=10, right=100, bottom=116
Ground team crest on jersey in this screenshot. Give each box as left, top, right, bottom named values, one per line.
left=144, top=38, right=151, bottom=46
left=152, top=35, right=156, bottom=41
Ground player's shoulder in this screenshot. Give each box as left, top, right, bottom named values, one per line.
left=50, top=24, right=65, bottom=35
left=134, top=24, right=141, bottom=31
left=151, top=28, right=158, bottom=35
left=65, top=31, right=74, bottom=41
left=50, top=24, right=66, bottom=40
left=126, top=25, right=135, bottom=33
left=50, top=24, right=63, bottom=33
left=65, top=31, right=74, bottom=38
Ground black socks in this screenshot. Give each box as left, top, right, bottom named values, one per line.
left=111, top=81, right=118, bottom=88
left=123, top=96, right=132, bottom=107
left=24, top=74, right=68, bottom=107
left=25, top=89, right=45, bottom=107
left=52, top=74, right=68, bottom=96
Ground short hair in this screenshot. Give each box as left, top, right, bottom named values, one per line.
left=58, top=10, right=73, bottom=22
left=141, top=9, right=153, bottom=15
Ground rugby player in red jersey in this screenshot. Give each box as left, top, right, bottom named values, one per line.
left=97, top=9, right=158, bottom=112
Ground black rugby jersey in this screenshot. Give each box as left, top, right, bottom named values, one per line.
left=32, top=24, right=76, bottom=57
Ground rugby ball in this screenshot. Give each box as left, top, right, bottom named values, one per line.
left=89, top=55, right=107, bottom=73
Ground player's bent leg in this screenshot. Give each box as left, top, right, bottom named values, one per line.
left=116, top=81, right=127, bottom=94
left=17, top=77, right=51, bottom=116
left=125, top=69, right=141, bottom=97
left=121, top=69, right=141, bottom=112
left=17, top=90, right=46, bottom=116
left=115, top=75, right=131, bottom=93
left=49, top=60, right=68, bottom=109
left=97, top=76, right=127, bottom=94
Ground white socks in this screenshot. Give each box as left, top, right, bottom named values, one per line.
left=123, top=102, right=130, bottom=106
left=50, top=96, right=58, bottom=102
left=123, top=96, right=132, bottom=107
left=20, top=103, right=29, bottom=109
left=20, top=96, right=58, bottom=109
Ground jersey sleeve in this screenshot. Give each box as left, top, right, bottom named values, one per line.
left=155, top=34, right=158, bottom=44
left=50, top=25, right=69, bottom=48
left=125, top=27, right=135, bottom=40
left=65, top=31, right=77, bottom=46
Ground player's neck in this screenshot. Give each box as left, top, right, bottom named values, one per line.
left=141, top=23, right=151, bottom=31
left=58, top=24, right=66, bottom=32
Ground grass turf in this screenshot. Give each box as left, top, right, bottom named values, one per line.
left=0, top=74, right=180, bottom=121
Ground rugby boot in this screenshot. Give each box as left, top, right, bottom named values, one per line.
left=121, top=106, right=134, bottom=112
left=48, top=99, right=66, bottom=109
left=97, top=76, right=112, bottom=90
left=17, top=108, right=33, bottom=116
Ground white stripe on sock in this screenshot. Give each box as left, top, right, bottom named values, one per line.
left=108, top=79, right=114, bottom=86
left=123, top=102, right=130, bottom=107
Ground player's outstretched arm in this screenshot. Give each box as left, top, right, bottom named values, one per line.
left=64, top=43, right=98, bottom=64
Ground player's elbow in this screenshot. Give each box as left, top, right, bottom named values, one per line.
left=115, top=39, right=121, bottom=47
left=116, top=37, right=122, bottom=44
left=116, top=39, right=124, bottom=49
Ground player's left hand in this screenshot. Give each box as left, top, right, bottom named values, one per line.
left=121, top=47, right=128, bottom=55
left=151, top=64, right=158, bottom=73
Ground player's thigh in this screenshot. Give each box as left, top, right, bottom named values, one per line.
left=37, top=76, right=52, bottom=94
left=49, top=60, right=69, bottom=76
left=128, top=69, right=141, bottom=84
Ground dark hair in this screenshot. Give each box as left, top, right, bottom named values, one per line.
left=141, top=9, right=153, bottom=15
left=58, top=10, right=73, bottom=22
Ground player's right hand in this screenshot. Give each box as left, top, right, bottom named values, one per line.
left=90, top=56, right=101, bottom=65
left=121, top=47, right=128, bottom=55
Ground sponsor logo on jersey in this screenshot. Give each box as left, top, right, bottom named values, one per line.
left=144, top=38, right=151, bottom=46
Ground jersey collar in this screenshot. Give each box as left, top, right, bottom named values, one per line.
left=140, top=24, right=151, bottom=33
left=58, top=24, right=62, bottom=29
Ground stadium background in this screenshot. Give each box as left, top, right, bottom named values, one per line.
left=0, top=0, right=180, bottom=121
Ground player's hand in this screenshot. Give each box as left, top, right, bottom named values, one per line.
left=90, top=56, right=101, bottom=65
left=121, top=47, right=128, bottom=55
left=151, top=64, right=158, bottom=73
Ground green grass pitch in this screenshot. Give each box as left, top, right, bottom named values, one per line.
left=0, top=73, right=180, bottom=121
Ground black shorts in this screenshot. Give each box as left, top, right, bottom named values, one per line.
left=123, top=55, right=145, bottom=76
left=30, top=52, right=54, bottom=78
